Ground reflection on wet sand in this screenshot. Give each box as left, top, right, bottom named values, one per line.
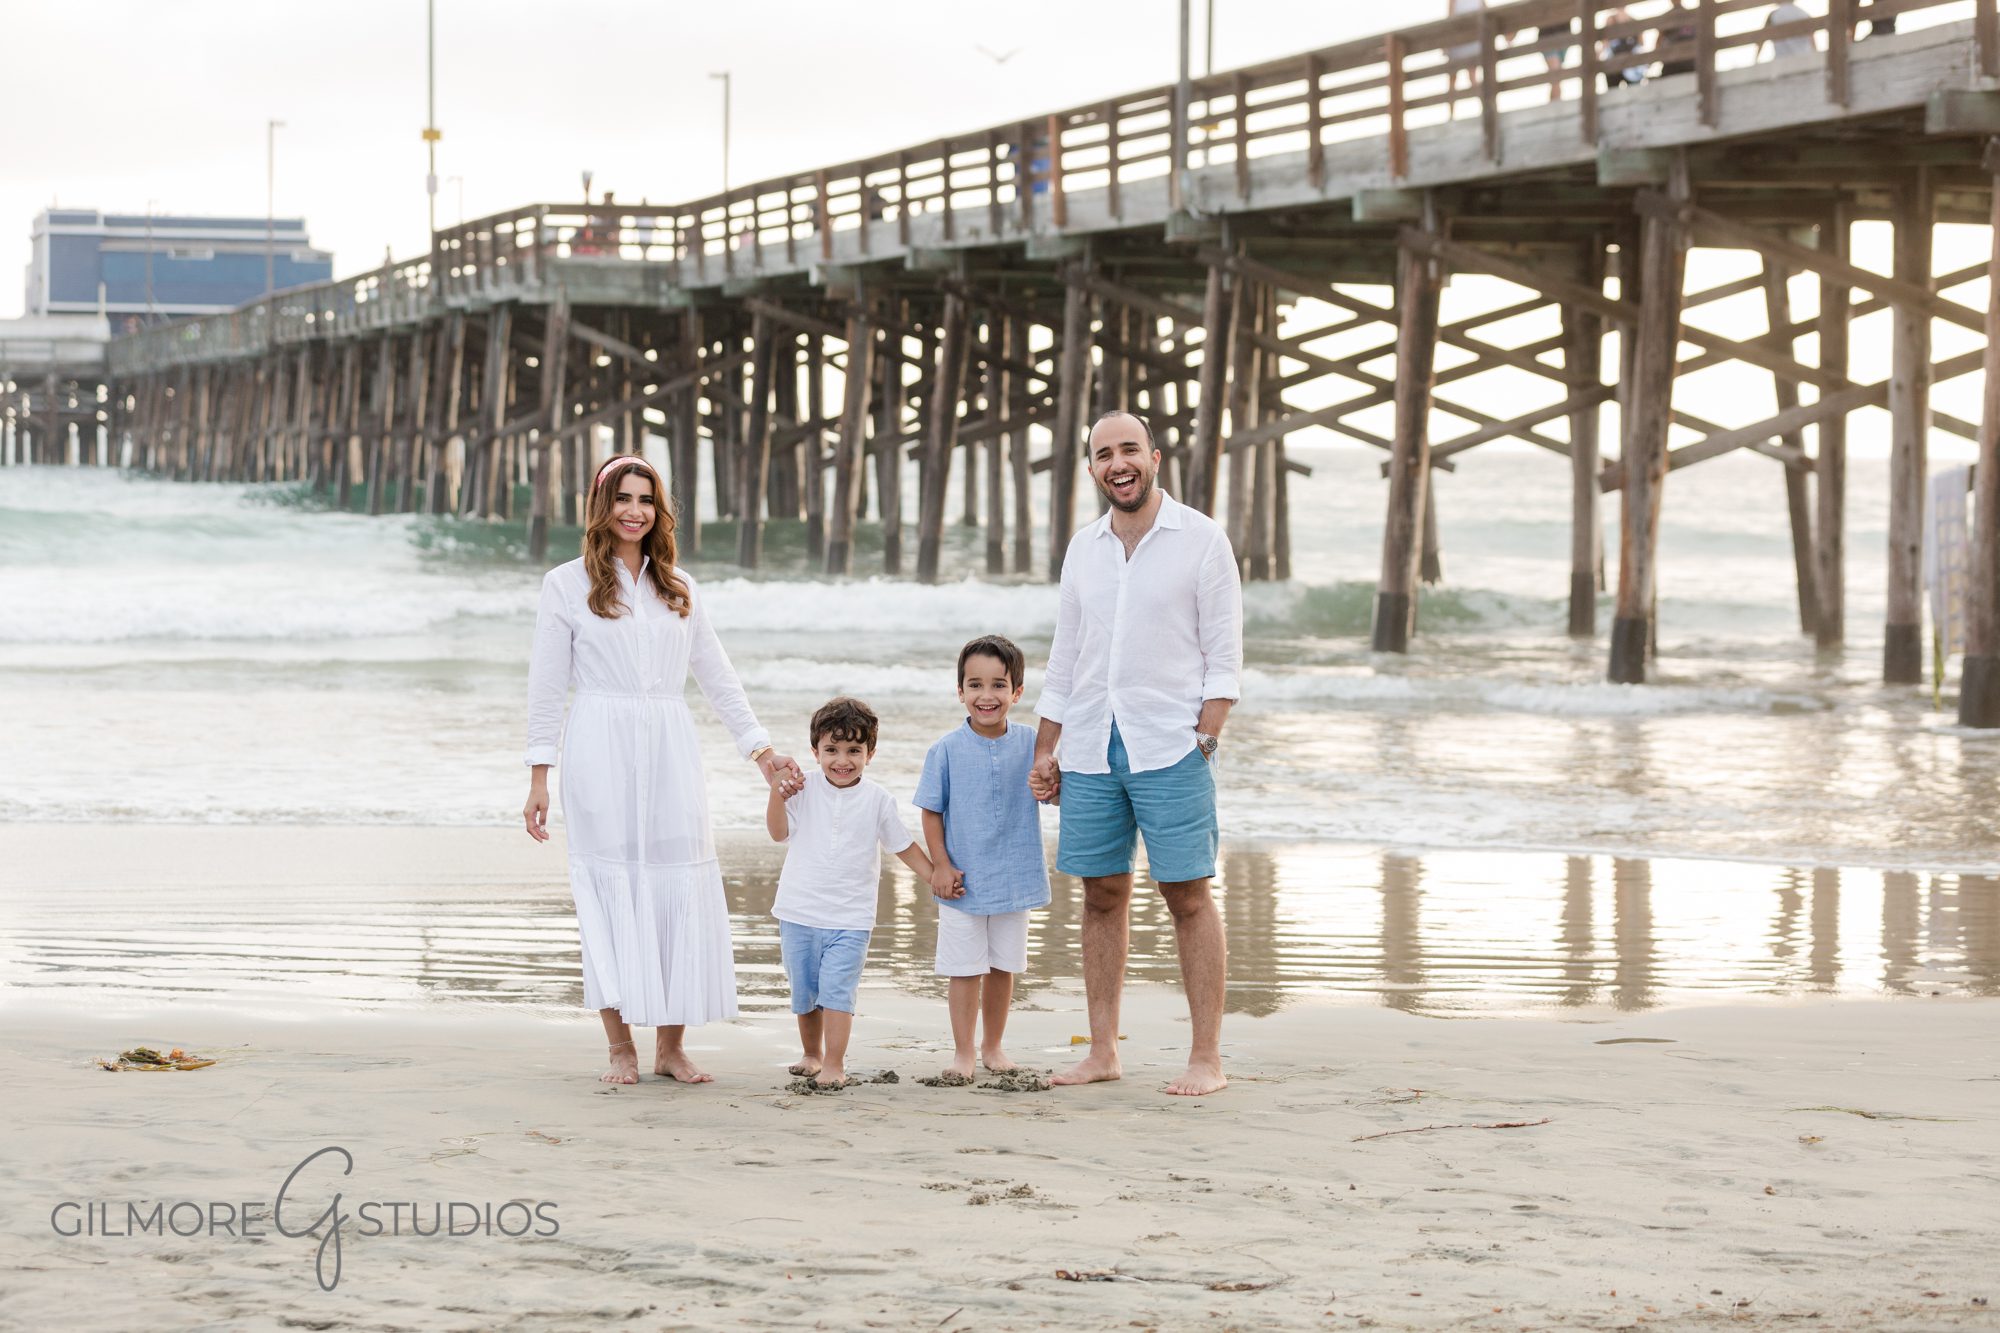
left=3, top=840, right=1996, bottom=1017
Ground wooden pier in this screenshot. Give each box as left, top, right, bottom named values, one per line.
left=27, top=0, right=2000, bottom=717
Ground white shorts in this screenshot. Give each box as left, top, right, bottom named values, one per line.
left=935, top=907, right=1030, bottom=977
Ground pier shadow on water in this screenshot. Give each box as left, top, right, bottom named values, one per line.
left=3, top=839, right=1994, bottom=1019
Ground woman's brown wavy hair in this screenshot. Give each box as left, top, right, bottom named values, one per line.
left=582, top=456, right=691, bottom=620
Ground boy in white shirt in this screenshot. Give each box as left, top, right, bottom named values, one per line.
left=766, top=696, right=937, bottom=1088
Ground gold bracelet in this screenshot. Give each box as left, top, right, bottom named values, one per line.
left=749, top=745, right=773, bottom=764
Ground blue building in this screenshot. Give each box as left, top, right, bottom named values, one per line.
left=25, top=209, right=333, bottom=331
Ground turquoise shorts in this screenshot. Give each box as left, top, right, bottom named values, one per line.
left=1055, top=723, right=1218, bottom=884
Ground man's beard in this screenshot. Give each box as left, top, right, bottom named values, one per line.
left=1097, top=471, right=1154, bottom=513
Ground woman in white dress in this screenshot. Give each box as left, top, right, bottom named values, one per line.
left=522, top=454, right=802, bottom=1085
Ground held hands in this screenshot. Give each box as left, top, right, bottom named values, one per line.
left=929, top=862, right=967, bottom=901
left=1028, top=752, right=1062, bottom=806
left=757, top=751, right=806, bottom=798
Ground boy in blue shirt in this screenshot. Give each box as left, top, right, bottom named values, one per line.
left=914, top=635, right=1052, bottom=1081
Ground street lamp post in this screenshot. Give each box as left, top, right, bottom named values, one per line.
left=424, top=0, right=441, bottom=242
left=266, top=119, right=286, bottom=296
left=708, top=70, right=731, bottom=192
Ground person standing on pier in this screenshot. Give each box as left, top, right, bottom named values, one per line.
left=523, top=454, right=803, bottom=1085
left=1029, top=411, right=1243, bottom=1096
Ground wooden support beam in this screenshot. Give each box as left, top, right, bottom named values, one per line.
left=825, top=307, right=875, bottom=575
left=1763, top=259, right=1820, bottom=638
left=529, top=293, right=570, bottom=560
left=1185, top=258, right=1231, bottom=515
left=735, top=312, right=777, bottom=568
left=1817, top=204, right=1850, bottom=652
left=1609, top=161, right=1689, bottom=685
left=1048, top=267, right=1096, bottom=577
left=1884, top=170, right=1933, bottom=685
left=1569, top=241, right=1605, bottom=638
left=917, top=293, right=970, bottom=583
left=1374, top=219, right=1441, bottom=654
left=1959, top=144, right=2000, bottom=726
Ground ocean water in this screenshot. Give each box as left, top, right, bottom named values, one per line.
left=3, top=446, right=1997, bottom=873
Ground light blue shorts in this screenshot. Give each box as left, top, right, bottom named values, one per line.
left=778, top=921, right=870, bottom=1015
left=1055, top=723, right=1219, bottom=884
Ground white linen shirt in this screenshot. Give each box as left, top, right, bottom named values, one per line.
left=773, top=773, right=916, bottom=930
left=1037, top=491, right=1243, bottom=775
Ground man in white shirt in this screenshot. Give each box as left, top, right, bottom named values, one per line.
left=1029, top=410, right=1243, bottom=1096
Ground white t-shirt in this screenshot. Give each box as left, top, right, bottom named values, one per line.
left=773, top=773, right=915, bottom=930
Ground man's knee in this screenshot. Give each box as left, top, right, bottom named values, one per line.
left=1081, top=875, right=1134, bottom=915
left=1158, top=878, right=1215, bottom=921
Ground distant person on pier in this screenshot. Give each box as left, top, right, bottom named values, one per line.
left=523, top=454, right=804, bottom=1086
left=1599, top=7, right=1645, bottom=93
left=1763, top=2, right=1816, bottom=59
left=1656, top=0, right=1699, bottom=79
left=1030, top=410, right=1243, bottom=1097
left=1445, top=0, right=1486, bottom=121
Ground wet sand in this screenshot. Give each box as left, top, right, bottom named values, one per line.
left=3, top=823, right=1998, bottom=1329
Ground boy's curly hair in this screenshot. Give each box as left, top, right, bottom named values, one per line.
left=810, top=696, right=879, bottom=751
left=957, top=634, right=1026, bottom=690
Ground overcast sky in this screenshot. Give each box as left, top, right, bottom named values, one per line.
left=2, top=0, right=1391, bottom=317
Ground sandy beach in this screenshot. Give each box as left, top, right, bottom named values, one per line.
left=1, top=827, right=1995, bottom=1330
left=1, top=986, right=1995, bottom=1331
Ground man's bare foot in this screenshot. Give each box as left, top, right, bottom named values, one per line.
left=812, top=1062, right=849, bottom=1088
left=1050, top=1052, right=1122, bottom=1086
left=1163, top=1058, right=1227, bottom=1096
left=944, top=1052, right=977, bottom=1080
left=600, top=1039, right=639, bottom=1085
left=980, top=1048, right=1019, bottom=1073
left=787, top=1056, right=822, bottom=1077
left=653, top=1045, right=714, bottom=1084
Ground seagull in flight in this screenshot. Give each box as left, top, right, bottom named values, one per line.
left=975, top=44, right=1022, bottom=64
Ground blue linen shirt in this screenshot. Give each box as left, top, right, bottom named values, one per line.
left=912, top=719, right=1051, bottom=916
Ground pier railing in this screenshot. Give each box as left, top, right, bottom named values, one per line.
left=108, top=0, right=1991, bottom=377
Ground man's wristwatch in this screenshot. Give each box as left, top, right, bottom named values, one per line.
left=1195, top=732, right=1220, bottom=761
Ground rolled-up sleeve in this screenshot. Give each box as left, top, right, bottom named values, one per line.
left=687, top=576, right=772, bottom=759
left=524, top=572, right=574, bottom=767
left=1036, top=553, right=1084, bottom=725
left=1196, top=530, right=1244, bottom=703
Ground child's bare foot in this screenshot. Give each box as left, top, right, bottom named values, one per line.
left=1050, top=1050, right=1122, bottom=1086
left=944, top=1052, right=977, bottom=1081
left=980, top=1047, right=1018, bottom=1073
left=812, top=1062, right=849, bottom=1089
left=787, top=1056, right=823, bottom=1077
left=653, top=1034, right=713, bottom=1084
left=600, top=1039, right=639, bottom=1085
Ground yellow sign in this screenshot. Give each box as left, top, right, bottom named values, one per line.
left=421, top=128, right=442, bottom=142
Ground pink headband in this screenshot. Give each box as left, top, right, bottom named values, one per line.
left=593, top=455, right=662, bottom=490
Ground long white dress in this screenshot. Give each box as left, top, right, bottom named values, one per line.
left=525, top=556, right=768, bottom=1027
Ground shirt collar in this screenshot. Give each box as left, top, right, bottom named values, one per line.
left=616, top=554, right=652, bottom=580
left=1090, top=490, right=1184, bottom=540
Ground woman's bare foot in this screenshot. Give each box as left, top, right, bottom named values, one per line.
left=787, top=1055, right=822, bottom=1077
left=653, top=1035, right=713, bottom=1084
left=1163, top=1058, right=1227, bottom=1097
left=944, top=1052, right=977, bottom=1081
left=979, top=1047, right=1018, bottom=1073
left=600, top=1039, right=639, bottom=1085
left=812, top=1062, right=849, bottom=1089
left=1050, top=1051, right=1122, bottom=1086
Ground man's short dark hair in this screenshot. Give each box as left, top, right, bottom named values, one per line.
left=810, top=696, right=879, bottom=751
left=957, top=635, right=1026, bottom=690
left=1088, top=409, right=1155, bottom=447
